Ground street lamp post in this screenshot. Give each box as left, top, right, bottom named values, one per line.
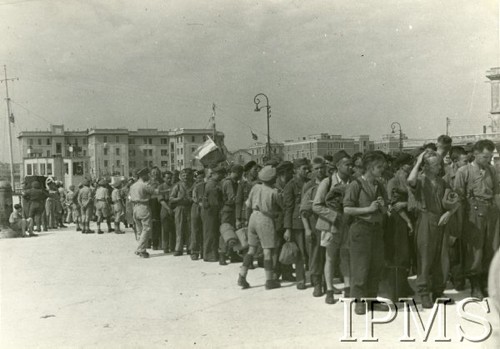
left=391, top=122, right=403, bottom=153
left=253, top=93, right=271, bottom=159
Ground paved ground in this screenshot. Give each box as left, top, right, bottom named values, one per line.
left=1, top=223, right=499, bottom=348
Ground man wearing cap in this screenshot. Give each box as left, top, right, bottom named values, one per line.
left=190, top=170, right=206, bottom=260
left=169, top=168, right=194, bottom=256
left=238, top=165, right=281, bottom=290
left=283, top=158, right=310, bottom=290
left=130, top=168, right=158, bottom=258
left=202, top=164, right=225, bottom=263
left=111, top=179, right=125, bottom=234
left=300, top=157, right=328, bottom=299
left=314, top=151, right=353, bottom=304
left=78, top=179, right=94, bottom=234
left=220, top=164, right=244, bottom=264
left=94, top=179, right=113, bottom=234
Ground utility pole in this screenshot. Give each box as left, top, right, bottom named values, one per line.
left=0, top=65, right=19, bottom=188
left=446, top=117, right=451, bottom=136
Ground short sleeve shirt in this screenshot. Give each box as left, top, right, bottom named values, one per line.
left=454, top=163, right=500, bottom=201
left=246, top=183, right=279, bottom=215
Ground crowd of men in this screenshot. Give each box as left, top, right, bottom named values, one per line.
left=12, top=135, right=500, bottom=316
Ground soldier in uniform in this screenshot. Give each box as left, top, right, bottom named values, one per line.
left=274, top=161, right=295, bottom=280
left=78, top=179, right=94, bottom=234
left=94, top=179, right=113, bottom=234
left=66, top=185, right=82, bottom=231
left=158, top=171, right=174, bottom=253
left=235, top=161, right=260, bottom=229
left=202, top=164, right=225, bottom=263
left=283, top=158, right=310, bottom=290
left=190, top=170, right=206, bottom=260
left=111, top=179, right=125, bottom=234
left=454, top=139, right=500, bottom=300
left=149, top=167, right=163, bottom=250
left=170, top=168, right=194, bottom=256
left=129, top=168, right=158, bottom=258
left=220, top=164, right=244, bottom=264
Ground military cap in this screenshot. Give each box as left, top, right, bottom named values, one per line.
left=136, top=168, right=149, bottom=177
left=243, top=160, right=257, bottom=172
left=97, top=179, right=107, bottom=186
left=332, top=150, right=350, bottom=166
left=69, top=185, right=75, bottom=191
left=293, top=158, right=309, bottom=168
left=276, top=161, right=293, bottom=175
left=230, top=164, right=244, bottom=174
left=181, top=168, right=193, bottom=174
left=82, top=179, right=90, bottom=186
left=258, top=165, right=277, bottom=182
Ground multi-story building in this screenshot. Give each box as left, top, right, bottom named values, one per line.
left=18, top=125, right=224, bottom=187
left=282, top=134, right=371, bottom=161
left=243, top=142, right=285, bottom=165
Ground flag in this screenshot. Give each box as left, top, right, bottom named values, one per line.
left=9, top=113, right=14, bottom=123
left=193, top=137, right=218, bottom=160
left=251, top=131, right=258, bottom=140
left=193, top=136, right=226, bottom=166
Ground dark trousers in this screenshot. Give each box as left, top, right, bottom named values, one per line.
left=160, top=208, right=175, bottom=252
left=415, top=211, right=447, bottom=295
left=202, top=207, right=220, bottom=261
left=151, top=219, right=161, bottom=249
left=191, top=204, right=203, bottom=254
left=349, top=220, right=384, bottom=299
left=174, top=205, right=191, bottom=252
left=292, top=229, right=306, bottom=283
left=463, top=204, right=499, bottom=287
left=309, top=229, right=325, bottom=277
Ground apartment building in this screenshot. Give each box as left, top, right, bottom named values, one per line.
left=18, top=124, right=224, bottom=187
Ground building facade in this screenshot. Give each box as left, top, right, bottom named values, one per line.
left=282, top=134, right=373, bottom=161
left=18, top=125, right=224, bottom=187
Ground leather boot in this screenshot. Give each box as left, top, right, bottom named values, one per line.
left=312, top=275, right=323, bottom=297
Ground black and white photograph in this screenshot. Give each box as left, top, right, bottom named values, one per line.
left=1, top=0, right=500, bottom=347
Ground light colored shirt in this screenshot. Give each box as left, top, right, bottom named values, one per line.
left=454, top=162, right=499, bottom=201
left=129, top=179, right=155, bottom=203
left=246, top=183, right=279, bottom=215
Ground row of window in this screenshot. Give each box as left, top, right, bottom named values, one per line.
left=26, top=163, right=53, bottom=176
left=103, top=160, right=121, bottom=168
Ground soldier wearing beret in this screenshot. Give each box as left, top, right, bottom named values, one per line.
left=202, top=164, right=225, bottom=263
left=283, top=158, right=310, bottom=290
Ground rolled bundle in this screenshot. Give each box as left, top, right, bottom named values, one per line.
left=442, top=191, right=460, bottom=211
left=220, top=222, right=238, bottom=245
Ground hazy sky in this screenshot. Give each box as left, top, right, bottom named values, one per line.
left=1, top=0, right=498, bottom=162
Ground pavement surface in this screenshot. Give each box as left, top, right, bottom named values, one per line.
left=1, top=223, right=500, bottom=349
